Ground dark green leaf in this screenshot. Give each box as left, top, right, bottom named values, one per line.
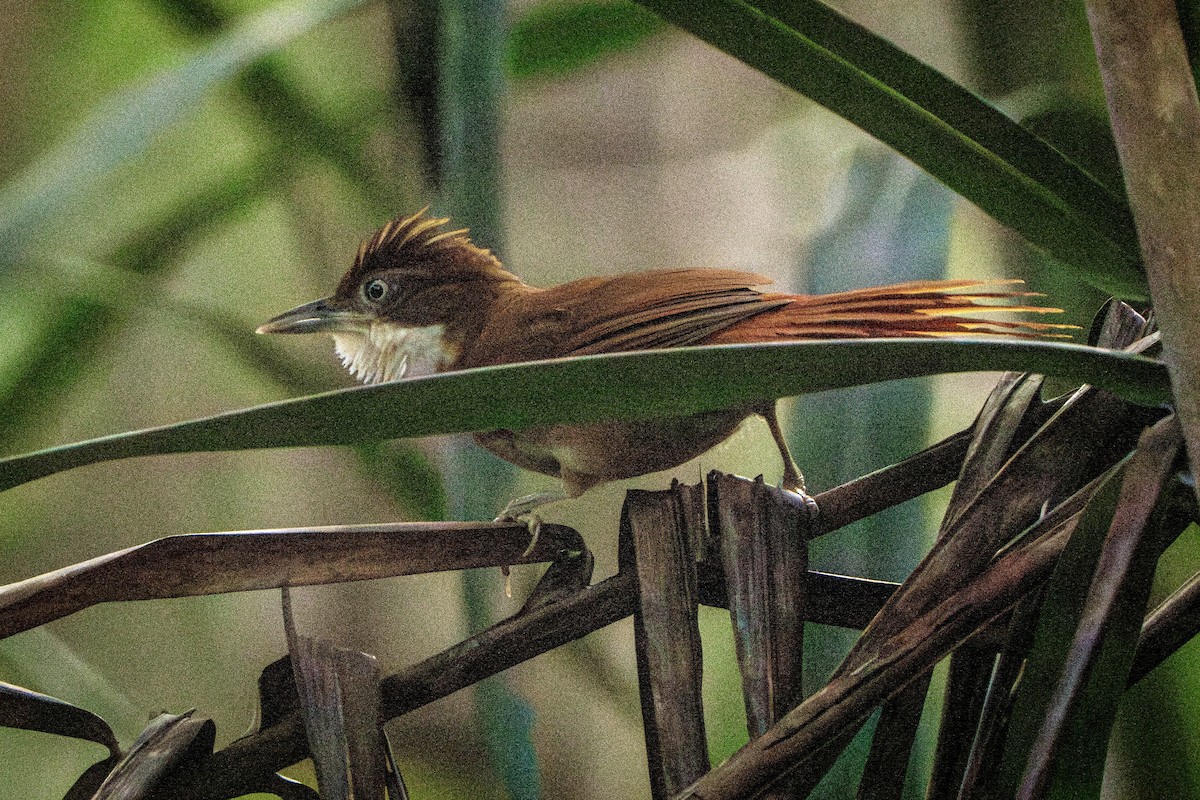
left=635, top=0, right=1146, bottom=298
left=0, top=339, right=1169, bottom=492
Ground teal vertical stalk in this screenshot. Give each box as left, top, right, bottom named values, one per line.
left=794, top=149, right=951, bottom=579
left=436, top=0, right=504, bottom=241
left=790, top=149, right=953, bottom=799
left=431, top=1, right=541, bottom=798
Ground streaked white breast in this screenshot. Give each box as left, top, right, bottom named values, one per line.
left=331, top=323, right=454, bottom=383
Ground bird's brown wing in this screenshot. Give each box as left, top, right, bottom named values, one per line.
left=460, top=268, right=787, bottom=366
left=458, top=273, right=1073, bottom=369
left=551, top=269, right=788, bottom=355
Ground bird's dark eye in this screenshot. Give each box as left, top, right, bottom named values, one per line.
left=363, top=279, right=389, bottom=302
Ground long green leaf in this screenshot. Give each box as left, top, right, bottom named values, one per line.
left=0, top=339, right=1167, bottom=492
left=635, top=0, right=1146, bottom=299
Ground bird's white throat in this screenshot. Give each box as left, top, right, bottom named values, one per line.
left=331, top=324, right=453, bottom=384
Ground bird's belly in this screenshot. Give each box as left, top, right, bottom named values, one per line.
left=476, top=409, right=751, bottom=495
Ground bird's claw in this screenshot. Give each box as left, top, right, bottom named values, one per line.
left=771, top=475, right=819, bottom=523
left=518, top=513, right=543, bottom=558
left=496, top=493, right=560, bottom=599
left=494, top=509, right=542, bottom=564
left=494, top=490, right=566, bottom=522
left=495, top=491, right=562, bottom=555
left=797, top=491, right=820, bottom=522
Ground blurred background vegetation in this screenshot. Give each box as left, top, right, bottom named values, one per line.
left=0, top=0, right=1196, bottom=797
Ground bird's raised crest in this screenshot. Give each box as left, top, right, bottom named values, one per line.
left=353, top=207, right=472, bottom=271
left=335, top=209, right=504, bottom=298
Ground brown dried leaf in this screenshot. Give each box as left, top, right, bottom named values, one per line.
left=621, top=482, right=709, bottom=798
left=710, top=474, right=809, bottom=738
left=90, top=711, right=215, bottom=800
left=945, top=371, right=1050, bottom=525
left=676, top=503, right=1081, bottom=800
left=0, top=680, right=118, bottom=755
left=284, top=592, right=387, bottom=800
left=857, top=674, right=932, bottom=800
left=839, top=380, right=1158, bottom=678
left=809, top=429, right=971, bottom=534
left=0, top=521, right=578, bottom=638
left=1016, top=416, right=1185, bottom=798
left=1130, top=564, right=1200, bottom=683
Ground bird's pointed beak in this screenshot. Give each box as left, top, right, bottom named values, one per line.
left=256, top=297, right=369, bottom=335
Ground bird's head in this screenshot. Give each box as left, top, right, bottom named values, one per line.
left=256, top=209, right=520, bottom=383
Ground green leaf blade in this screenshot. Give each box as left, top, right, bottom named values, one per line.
left=0, top=339, right=1169, bottom=493
left=635, top=0, right=1146, bottom=298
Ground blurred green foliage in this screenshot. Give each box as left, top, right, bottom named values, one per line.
left=506, top=1, right=664, bottom=80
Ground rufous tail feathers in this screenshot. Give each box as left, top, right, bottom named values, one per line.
left=703, top=279, right=1076, bottom=343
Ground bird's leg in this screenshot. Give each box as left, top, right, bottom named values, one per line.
left=760, top=403, right=807, bottom=494
left=760, top=404, right=821, bottom=522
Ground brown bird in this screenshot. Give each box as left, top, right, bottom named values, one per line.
left=257, top=209, right=1069, bottom=515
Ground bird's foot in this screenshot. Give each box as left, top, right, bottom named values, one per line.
left=495, top=490, right=566, bottom=598
left=793, top=490, right=820, bottom=522
left=495, top=490, right=567, bottom=522
left=775, top=472, right=820, bottom=524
